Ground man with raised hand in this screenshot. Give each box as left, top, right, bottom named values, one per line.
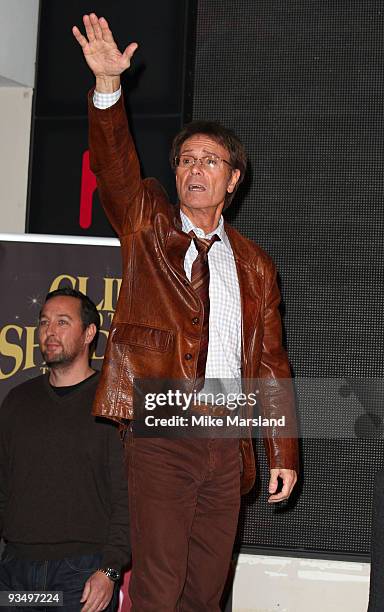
left=73, top=13, right=298, bottom=612
left=0, top=288, right=130, bottom=611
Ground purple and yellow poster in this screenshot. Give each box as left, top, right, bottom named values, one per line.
left=0, top=234, right=121, bottom=402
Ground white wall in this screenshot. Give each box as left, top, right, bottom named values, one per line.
left=0, top=0, right=39, bottom=87
left=232, top=554, right=370, bottom=612
left=0, top=0, right=39, bottom=232
left=0, top=87, right=33, bottom=232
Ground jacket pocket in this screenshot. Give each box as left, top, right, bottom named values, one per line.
left=112, top=323, right=173, bottom=352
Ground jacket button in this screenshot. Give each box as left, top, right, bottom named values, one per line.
left=184, top=353, right=192, bottom=360
left=192, top=317, right=199, bottom=325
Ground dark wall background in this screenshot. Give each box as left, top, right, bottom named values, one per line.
left=192, top=0, right=384, bottom=557
left=27, top=0, right=196, bottom=236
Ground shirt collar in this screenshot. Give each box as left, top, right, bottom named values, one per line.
left=180, top=209, right=231, bottom=252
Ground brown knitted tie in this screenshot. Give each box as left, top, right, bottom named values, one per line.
left=189, top=231, right=221, bottom=391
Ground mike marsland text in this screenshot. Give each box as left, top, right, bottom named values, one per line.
left=144, top=415, right=286, bottom=428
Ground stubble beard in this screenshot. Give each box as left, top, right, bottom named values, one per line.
left=42, top=348, right=77, bottom=369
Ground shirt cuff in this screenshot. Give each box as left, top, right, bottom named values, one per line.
left=93, top=87, right=122, bottom=110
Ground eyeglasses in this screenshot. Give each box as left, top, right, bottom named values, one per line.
left=174, top=154, right=233, bottom=171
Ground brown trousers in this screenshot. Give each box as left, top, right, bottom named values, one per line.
left=126, top=434, right=241, bottom=611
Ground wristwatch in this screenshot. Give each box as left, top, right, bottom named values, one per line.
left=98, top=567, right=121, bottom=582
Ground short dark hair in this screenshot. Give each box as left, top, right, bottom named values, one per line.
left=170, top=120, right=247, bottom=210
left=43, top=287, right=100, bottom=356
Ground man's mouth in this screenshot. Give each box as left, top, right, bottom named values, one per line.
left=188, top=184, right=206, bottom=192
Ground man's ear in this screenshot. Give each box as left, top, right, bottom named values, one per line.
left=227, top=169, right=241, bottom=193
left=84, top=323, right=97, bottom=347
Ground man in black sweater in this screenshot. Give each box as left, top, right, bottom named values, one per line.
left=0, top=288, right=130, bottom=611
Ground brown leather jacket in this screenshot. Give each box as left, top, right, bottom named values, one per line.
left=89, top=92, right=299, bottom=494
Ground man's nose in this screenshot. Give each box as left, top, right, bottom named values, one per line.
left=45, top=322, right=57, bottom=336
left=190, top=161, right=203, bottom=175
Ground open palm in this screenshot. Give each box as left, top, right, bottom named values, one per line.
left=72, top=13, right=138, bottom=78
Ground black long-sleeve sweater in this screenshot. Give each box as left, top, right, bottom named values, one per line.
left=0, top=373, right=130, bottom=570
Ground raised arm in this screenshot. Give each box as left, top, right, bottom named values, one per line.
left=73, top=14, right=159, bottom=236
left=72, top=13, right=137, bottom=94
